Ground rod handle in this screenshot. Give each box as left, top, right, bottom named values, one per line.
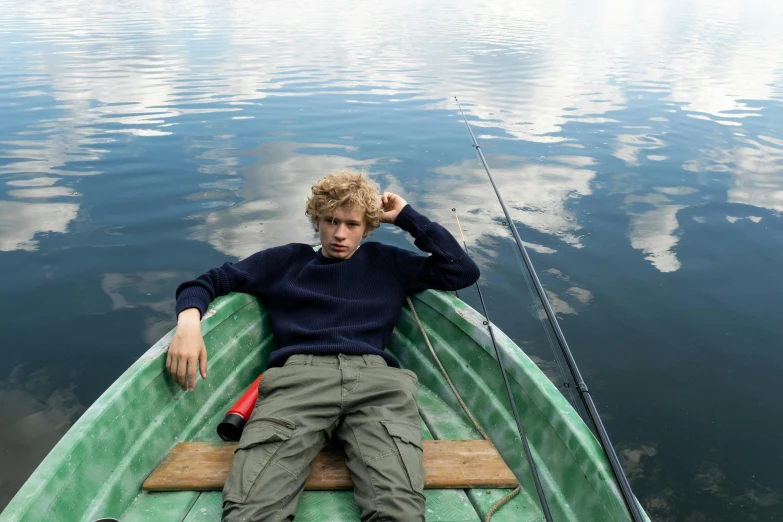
left=217, top=374, right=263, bottom=441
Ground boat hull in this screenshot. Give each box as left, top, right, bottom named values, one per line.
left=2, top=290, right=648, bottom=521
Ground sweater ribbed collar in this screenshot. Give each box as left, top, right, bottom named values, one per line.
left=316, top=244, right=362, bottom=264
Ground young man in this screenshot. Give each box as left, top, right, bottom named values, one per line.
left=168, top=170, right=480, bottom=521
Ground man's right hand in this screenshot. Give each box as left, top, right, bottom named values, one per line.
left=166, top=308, right=207, bottom=392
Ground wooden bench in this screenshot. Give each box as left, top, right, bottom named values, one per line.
left=144, top=440, right=518, bottom=491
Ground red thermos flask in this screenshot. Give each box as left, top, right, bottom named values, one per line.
left=217, top=374, right=263, bottom=441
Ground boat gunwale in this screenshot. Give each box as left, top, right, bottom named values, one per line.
left=1, top=293, right=260, bottom=520
left=399, top=290, right=648, bottom=520
left=413, top=290, right=618, bottom=484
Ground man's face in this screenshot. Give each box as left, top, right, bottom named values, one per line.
left=317, top=205, right=367, bottom=260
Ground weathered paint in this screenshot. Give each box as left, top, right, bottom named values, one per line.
left=392, top=291, right=650, bottom=521
left=2, top=291, right=649, bottom=521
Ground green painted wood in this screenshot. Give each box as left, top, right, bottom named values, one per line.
left=134, top=403, right=482, bottom=521
left=416, top=386, right=533, bottom=521
left=122, top=491, right=199, bottom=522
left=181, top=492, right=222, bottom=522
left=418, top=405, right=482, bottom=522
left=2, top=290, right=649, bottom=522
left=390, top=291, right=650, bottom=522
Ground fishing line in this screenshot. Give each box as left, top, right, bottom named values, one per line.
left=455, top=96, right=645, bottom=522
left=457, top=209, right=578, bottom=410
left=453, top=210, right=554, bottom=522
left=510, top=239, right=580, bottom=409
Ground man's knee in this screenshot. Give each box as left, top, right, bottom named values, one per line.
left=351, top=421, right=426, bottom=521
left=222, top=450, right=298, bottom=522
left=222, top=500, right=286, bottom=522
left=369, top=479, right=426, bottom=522
left=221, top=420, right=310, bottom=522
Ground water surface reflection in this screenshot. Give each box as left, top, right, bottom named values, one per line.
left=190, top=141, right=400, bottom=257
left=1, top=0, right=782, bottom=519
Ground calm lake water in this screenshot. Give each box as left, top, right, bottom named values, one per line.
left=1, top=0, right=782, bottom=519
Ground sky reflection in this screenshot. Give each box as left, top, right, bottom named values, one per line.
left=686, top=135, right=783, bottom=213
left=0, top=367, right=85, bottom=508
left=189, top=141, right=400, bottom=258
left=2, top=0, right=782, bottom=261
left=1, top=0, right=783, bottom=519
left=431, top=155, right=594, bottom=249
left=0, top=200, right=79, bottom=252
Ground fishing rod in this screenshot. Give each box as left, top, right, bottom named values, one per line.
left=453, top=210, right=554, bottom=522
left=455, top=97, right=645, bottom=522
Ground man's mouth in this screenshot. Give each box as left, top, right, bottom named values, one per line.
left=331, top=244, right=347, bottom=251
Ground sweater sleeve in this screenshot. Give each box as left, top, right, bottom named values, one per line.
left=174, top=244, right=298, bottom=319
left=376, top=204, right=480, bottom=294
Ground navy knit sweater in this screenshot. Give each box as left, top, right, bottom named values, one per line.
left=175, top=204, right=480, bottom=369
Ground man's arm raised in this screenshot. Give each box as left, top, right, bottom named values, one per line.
left=376, top=193, right=480, bottom=294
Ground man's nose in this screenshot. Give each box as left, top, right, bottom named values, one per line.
left=334, top=224, right=347, bottom=239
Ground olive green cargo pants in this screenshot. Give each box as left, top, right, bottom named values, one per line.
left=222, top=354, right=425, bottom=522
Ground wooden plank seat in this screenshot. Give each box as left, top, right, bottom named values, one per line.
left=144, top=440, right=518, bottom=491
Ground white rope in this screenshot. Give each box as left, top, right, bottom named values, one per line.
left=406, top=297, right=521, bottom=522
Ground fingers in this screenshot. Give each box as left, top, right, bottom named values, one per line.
left=176, top=356, right=188, bottom=392
left=379, top=191, right=406, bottom=225
left=169, top=355, right=183, bottom=391
left=381, top=192, right=406, bottom=210
left=170, top=355, right=202, bottom=392
left=199, top=346, right=208, bottom=380
left=187, top=358, right=197, bottom=392
left=167, top=350, right=186, bottom=391
left=167, top=354, right=177, bottom=387
left=167, top=329, right=207, bottom=392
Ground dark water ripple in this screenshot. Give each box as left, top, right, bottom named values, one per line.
left=1, top=0, right=783, bottom=520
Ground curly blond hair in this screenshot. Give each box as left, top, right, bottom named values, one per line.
left=305, top=169, right=382, bottom=233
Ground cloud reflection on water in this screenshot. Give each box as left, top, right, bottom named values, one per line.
left=430, top=154, right=595, bottom=250
left=625, top=196, right=686, bottom=273
left=8, top=0, right=780, bottom=154
left=421, top=154, right=597, bottom=321
left=189, top=141, right=399, bottom=259
left=101, top=271, right=182, bottom=345
left=685, top=135, right=783, bottom=213
left=613, top=133, right=667, bottom=167
left=0, top=367, right=85, bottom=508
left=0, top=201, right=79, bottom=252
left=1, top=0, right=782, bottom=267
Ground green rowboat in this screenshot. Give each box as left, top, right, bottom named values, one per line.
left=2, top=290, right=649, bottom=521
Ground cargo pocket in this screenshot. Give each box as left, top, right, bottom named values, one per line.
left=223, top=419, right=295, bottom=504
left=381, top=421, right=424, bottom=493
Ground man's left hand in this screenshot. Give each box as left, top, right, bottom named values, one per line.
left=380, top=192, right=408, bottom=224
